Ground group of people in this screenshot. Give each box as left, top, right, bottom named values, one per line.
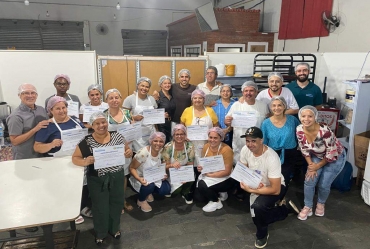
left=5, top=63, right=347, bottom=248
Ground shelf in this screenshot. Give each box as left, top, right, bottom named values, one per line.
left=340, top=100, right=354, bottom=109
left=338, top=137, right=349, bottom=149
left=338, top=119, right=351, bottom=129
left=218, top=74, right=252, bottom=78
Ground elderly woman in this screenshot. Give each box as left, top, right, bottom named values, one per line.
left=79, top=84, right=108, bottom=129
left=72, top=112, right=132, bottom=245
left=212, top=84, right=235, bottom=148
left=104, top=88, right=133, bottom=213
left=123, top=77, right=158, bottom=152
left=162, top=124, right=195, bottom=201
left=196, top=127, right=234, bottom=212
left=156, top=75, right=176, bottom=143
left=261, top=96, right=300, bottom=194
left=296, top=105, right=346, bottom=221
left=129, top=132, right=170, bottom=212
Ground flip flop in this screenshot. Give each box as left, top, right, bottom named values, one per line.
left=75, top=215, right=84, bottom=225
left=124, top=202, right=133, bottom=211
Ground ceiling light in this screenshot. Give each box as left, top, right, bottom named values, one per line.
left=24, top=0, right=29, bottom=6
left=116, top=2, right=121, bottom=10
left=46, top=11, right=50, bottom=17
left=114, top=14, right=117, bottom=20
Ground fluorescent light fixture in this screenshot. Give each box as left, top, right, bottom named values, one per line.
left=116, top=2, right=120, bottom=10
left=24, top=0, right=29, bottom=6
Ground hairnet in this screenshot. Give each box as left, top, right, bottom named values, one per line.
left=208, top=127, right=225, bottom=141
left=87, top=84, right=103, bottom=95
left=268, top=72, right=284, bottom=82
left=137, top=77, right=152, bottom=88
left=105, top=88, right=122, bottom=100
left=207, top=66, right=218, bottom=75
left=172, top=124, right=187, bottom=136
left=191, top=89, right=205, bottom=99
left=220, top=84, right=233, bottom=97
left=89, top=111, right=107, bottom=125
left=270, top=96, right=287, bottom=110
left=178, top=69, right=191, bottom=78
left=295, top=62, right=310, bottom=72
left=149, top=132, right=166, bottom=144
left=241, top=81, right=258, bottom=92
left=47, top=96, right=68, bottom=113
left=158, top=75, right=172, bottom=86
left=298, top=105, right=318, bottom=121
left=18, top=83, right=37, bottom=95
left=54, top=74, right=71, bottom=84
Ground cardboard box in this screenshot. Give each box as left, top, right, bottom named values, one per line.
left=354, top=131, right=370, bottom=169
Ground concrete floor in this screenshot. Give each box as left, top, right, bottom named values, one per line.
left=2, top=179, right=370, bottom=249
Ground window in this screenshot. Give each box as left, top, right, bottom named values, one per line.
left=184, top=44, right=201, bottom=57
left=170, top=46, right=182, bottom=57
left=247, top=42, right=268, bottom=52
left=214, top=43, right=245, bottom=52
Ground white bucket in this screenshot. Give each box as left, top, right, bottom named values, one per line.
left=215, top=64, right=225, bottom=76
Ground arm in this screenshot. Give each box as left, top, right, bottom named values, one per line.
left=129, top=158, right=148, bottom=186
left=241, top=177, right=281, bottom=195
left=285, top=108, right=299, bottom=115
left=72, top=146, right=94, bottom=167
left=34, top=139, right=63, bottom=153
left=9, top=120, right=49, bottom=146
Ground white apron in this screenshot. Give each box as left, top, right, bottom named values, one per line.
left=169, top=143, right=189, bottom=193
left=191, top=106, right=213, bottom=166
left=132, top=94, right=156, bottom=152
left=129, top=146, right=162, bottom=193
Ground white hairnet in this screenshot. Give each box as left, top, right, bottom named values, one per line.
left=18, top=83, right=37, bottom=95
left=158, top=75, right=172, bottom=86
left=149, top=132, right=166, bottom=144
left=88, top=84, right=103, bottom=95
left=47, top=96, right=68, bottom=113
left=137, top=77, right=152, bottom=88
left=172, top=124, right=187, bottom=136
left=178, top=69, right=191, bottom=78
left=220, top=84, right=233, bottom=97
left=105, top=88, right=122, bottom=100
left=241, top=81, right=258, bottom=92
left=268, top=72, right=284, bottom=82
left=298, top=105, right=318, bottom=121
left=270, top=96, right=287, bottom=110
left=89, top=111, right=107, bottom=125
left=208, top=127, right=225, bottom=141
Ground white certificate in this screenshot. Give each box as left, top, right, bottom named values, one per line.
left=230, top=161, right=262, bottom=189
left=61, top=128, right=88, bottom=151
left=187, top=125, right=209, bottom=141
left=142, top=108, right=165, bottom=125
left=93, top=145, right=125, bottom=169
left=67, top=101, right=79, bottom=117
left=83, top=106, right=107, bottom=122
left=117, top=123, right=142, bottom=142
left=199, top=155, right=225, bottom=173
left=169, top=165, right=195, bottom=184
left=231, top=111, right=258, bottom=128
left=143, top=163, right=166, bottom=183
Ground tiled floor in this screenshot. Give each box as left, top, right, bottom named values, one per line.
left=2, top=180, right=370, bottom=249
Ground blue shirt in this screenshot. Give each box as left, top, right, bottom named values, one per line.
left=285, top=81, right=323, bottom=108
left=212, top=98, right=235, bottom=142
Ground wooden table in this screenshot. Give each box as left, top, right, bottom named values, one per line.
left=0, top=157, right=84, bottom=248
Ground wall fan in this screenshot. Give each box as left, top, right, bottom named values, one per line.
left=322, top=12, right=341, bottom=33
left=96, top=24, right=109, bottom=35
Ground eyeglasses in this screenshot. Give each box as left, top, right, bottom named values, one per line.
left=55, top=83, right=69, bottom=87
left=21, top=92, right=37, bottom=96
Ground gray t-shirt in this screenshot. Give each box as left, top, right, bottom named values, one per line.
left=44, top=93, right=81, bottom=110
left=122, top=94, right=157, bottom=114
left=6, top=103, right=48, bottom=159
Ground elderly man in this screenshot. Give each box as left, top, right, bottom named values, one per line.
left=6, top=83, right=49, bottom=232
left=256, top=72, right=299, bottom=115
left=239, top=127, right=298, bottom=248
left=197, top=66, right=222, bottom=106
left=285, top=63, right=323, bottom=109
left=225, top=81, right=268, bottom=162
left=45, top=74, right=81, bottom=117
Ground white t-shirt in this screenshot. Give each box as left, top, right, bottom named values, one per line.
left=256, top=88, right=299, bottom=111
left=239, top=145, right=285, bottom=186
left=79, top=102, right=109, bottom=114
left=226, top=100, right=268, bottom=162
left=197, top=81, right=221, bottom=106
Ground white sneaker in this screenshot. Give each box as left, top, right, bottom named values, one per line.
left=219, top=192, right=228, bottom=201
left=202, top=200, right=223, bottom=212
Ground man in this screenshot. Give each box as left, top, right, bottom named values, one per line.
left=45, top=74, right=81, bottom=117
left=197, top=66, right=222, bottom=106
left=6, top=83, right=49, bottom=232
left=256, top=72, right=299, bottom=115
left=239, top=127, right=299, bottom=248
left=225, top=81, right=268, bottom=162
left=285, top=63, right=323, bottom=109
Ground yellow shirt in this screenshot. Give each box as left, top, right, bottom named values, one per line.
left=180, top=106, right=218, bottom=127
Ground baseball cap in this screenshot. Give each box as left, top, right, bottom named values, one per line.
left=240, top=126, right=263, bottom=139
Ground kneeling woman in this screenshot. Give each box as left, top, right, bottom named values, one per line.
left=197, top=127, right=234, bottom=212
left=129, top=132, right=171, bottom=212
left=72, top=112, right=133, bottom=245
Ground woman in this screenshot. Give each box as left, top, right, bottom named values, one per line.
left=212, top=84, right=235, bottom=148
left=162, top=124, right=195, bottom=200
left=123, top=77, right=157, bottom=152
left=79, top=84, right=108, bottom=129
left=156, top=75, right=176, bottom=143
left=72, top=112, right=133, bottom=245
left=129, top=132, right=170, bottom=212
left=296, top=105, right=346, bottom=221
left=261, top=96, right=300, bottom=194
left=197, top=127, right=234, bottom=212
left=104, top=88, right=133, bottom=213
left=34, top=96, right=86, bottom=224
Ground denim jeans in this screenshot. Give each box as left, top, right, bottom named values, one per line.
left=138, top=180, right=171, bottom=201
left=304, top=150, right=346, bottom=208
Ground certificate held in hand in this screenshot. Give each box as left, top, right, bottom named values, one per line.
left=187, top=125, right=209, bottom=141
left=93, top=145, right=125, bottom=169
left=169, top=165, right=195, bottom=184
left=143, top=163, right=166, bottom=183
left=231, top=111, right=257, bottom=128
left=198, top=155, right=225, bottom=174
left=142, top=108, right=165, bottom=125
left=230, top=161, right=262, bottom=189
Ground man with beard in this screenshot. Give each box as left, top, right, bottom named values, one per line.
left=225, top=81, right=268, bottom=163
left=256, top=72, right=299, bottom=115
left=285, top=63, right=323, bottom=109
left=197, top=66, right=222, bottom=106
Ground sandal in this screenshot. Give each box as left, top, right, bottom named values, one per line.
left=75, top=215, right=84, bottom=225
left=110, top=231, right=121, bottom=239
left=80, top=207, right=93, bottom=218
left=95, top=238, right=104, bottom=245
left=124, top=201, right=133, bottom=211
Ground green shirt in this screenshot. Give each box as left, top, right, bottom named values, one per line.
left=285, top=80, right=323, bottom=108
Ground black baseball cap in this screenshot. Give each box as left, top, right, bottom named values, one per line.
left=240, top=127, right=263, bottom=139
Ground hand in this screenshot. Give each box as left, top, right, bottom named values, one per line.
left=134, top=115, right=144, bottom=121
left=209, top=100, right=217, bottom=107
left=85, top=156, right=95, bottom=166
left=257, top=182, right=264, bottom=189
left=305, top=170, right=318, bottom=181
left=124, top=148, right=133, bottom=158
left=152, top=90, right=160, bottom=101
left=140, top=178, right=149, bottom=186
left=240, top=182, right=254, bottom=193
left=172, top=161, right=181, bottom=169
left=163, top=174, right=168, bottom=180
left=238, top=97, right=245, bottom=103
left=50, top=139, right=63, bottom=148
left=34, top=120, right=49, bottom=132
left=216, top=80, right=223, bottom=86
left=197, top=165, right=203, bottom=172
left=224, top=116, right=233, bottom=126
left=164, top=112, right=169, bottom=118
left=222, top=127, right=230, bottom=134
left=307, top=162, right=319, bottom=171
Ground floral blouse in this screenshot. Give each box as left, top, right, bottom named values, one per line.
left=161, top=141, right=195, bottom=164
left=296, top=124, right=343, bottom=162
